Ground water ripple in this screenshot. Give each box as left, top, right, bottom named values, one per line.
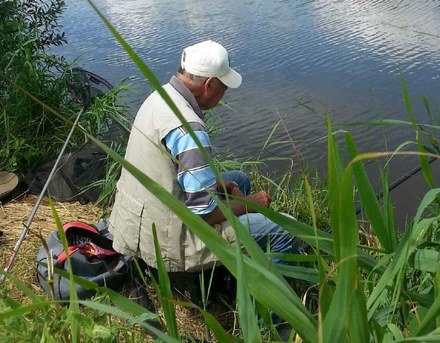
left=59, top=0, right=440, bottom=175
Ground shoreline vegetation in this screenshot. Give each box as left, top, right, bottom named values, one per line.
left=2, top=1, right=440, bottom=342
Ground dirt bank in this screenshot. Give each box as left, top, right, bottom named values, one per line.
left=0, top=194, right=102, bottom=298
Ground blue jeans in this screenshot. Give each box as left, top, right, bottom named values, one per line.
left=221, top=170, right=298, bottom=264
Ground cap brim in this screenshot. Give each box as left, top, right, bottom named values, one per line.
left=0, top=172, right=19, bottom=199
left=218, top=68, right=242, bottom=89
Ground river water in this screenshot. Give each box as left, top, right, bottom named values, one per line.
left=58, top=0, right=440, bottom=183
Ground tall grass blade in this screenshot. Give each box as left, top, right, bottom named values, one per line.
left=234, top=233, right=261, bottom=343
left=0, top=302, right=54, bottom=320
left=435, top=265, right=440, bottom=329
left=401, top=74, right=416, bottom=127
left=327, top=114, right=343, bottom=261
left=304, top=173, right=332, bottom=339
left=36, top=263, right=156, bottom=321
left=79, top=300, right=179, bottom=342
left=275, top=264, right=320, bottom=283
left=421, top=97, right=440, bottom=153
left=152, top=225, right=179, bottom=339
left=379, top=167, right=398, bottom=246
left=236, top=201, right=380, bottom=273
left=49, top=196, right=80, bottom=343
left=401, top=74, right=435, bottom=188
left=257, top=118, right=282, bottom=160
left=0, top=270, right=41, bottom=303
left=304, top=176, right=320, bottom=253
left=412, top=189, right=440, bottom=226
left=416, top=131, right=435, bottom=188
left=199, top=309, right=238, bottom=343
left=398, top=335, right=440, bottom=342
left=345, top=120, right=440, bottom=140
left=323, top=165, right=361, bottom=343
left=388, top=323, right=404, bottom=340
left=349, top=288, right=369, bottom=343
left=345, top=133, right=397, bottom=251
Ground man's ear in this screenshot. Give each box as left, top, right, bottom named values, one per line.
left=204, top=77, right=214, bottom=94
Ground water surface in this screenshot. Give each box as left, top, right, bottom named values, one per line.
left=58, top=0, right=440, bottom=182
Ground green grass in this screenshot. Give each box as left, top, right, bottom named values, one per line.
left=249, top=166, right=330, bottom=231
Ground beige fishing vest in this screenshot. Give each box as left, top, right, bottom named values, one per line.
left=109, top=84, right=235, bottom=272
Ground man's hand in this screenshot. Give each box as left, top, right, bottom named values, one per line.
left=217, top=179, right=246, bottom=198
left=230, top=185, right=244, bottom=198
left=217, top=179, right=242, bottom=196
left=247, top=191, right=272, bottom=208
left=204, top=190, right=272, bottom=225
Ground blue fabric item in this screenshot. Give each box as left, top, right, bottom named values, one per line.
left=164, top=125, right=217, bottom=215
left=220, top=170, right=252, bottom=196
left=178, top=167, right=216, bottom=192
left=221, top=171, right=298, bottom=263
left=238, top=213, right=298, bottom=264
left=166, top=128, right=211, bottom=156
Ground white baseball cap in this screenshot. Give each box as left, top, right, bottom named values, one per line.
left=181, top=40, right=242, bottom=88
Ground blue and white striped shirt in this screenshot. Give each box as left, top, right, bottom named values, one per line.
left=164, top=123, right=217, bottom=216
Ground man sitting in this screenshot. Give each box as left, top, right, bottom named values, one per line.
left=109, top=40, right=297, bottom=276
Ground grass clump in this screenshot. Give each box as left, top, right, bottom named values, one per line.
left=249, top=166, right=330, bottom=230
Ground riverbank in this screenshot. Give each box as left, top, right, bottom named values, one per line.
left=0, top=194, right=101, bottom=299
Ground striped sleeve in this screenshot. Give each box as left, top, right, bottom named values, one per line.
left=164, top=123, right=217, bottom=216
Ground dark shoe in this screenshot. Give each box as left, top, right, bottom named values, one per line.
left=276, top=323, right=292, bottom=341
left=129, top=284, right=155, bottom=312
left=129, top=284, right=165, bottom=338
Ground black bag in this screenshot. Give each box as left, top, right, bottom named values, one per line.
left=25, top=142, right=106, bottom=204
left=36, top=219, right=131, bottom=300
left=24, top=68, right=122, bottom=204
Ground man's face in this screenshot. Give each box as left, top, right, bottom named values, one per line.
left=200, top=77, right=228, bottom=110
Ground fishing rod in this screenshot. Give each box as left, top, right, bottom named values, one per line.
left=301, top=129, right=438, bottom=214
left=297, top=155, right=438, bottom=255
left=355, top=157, right=438, bottom=216
left=0, top=109, right=83, bottom=283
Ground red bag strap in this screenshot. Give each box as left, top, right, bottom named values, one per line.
left=56, top=246, right=79, bottom=264
left=63, top=221, right=99, bottom=236
left=55, top=221, right=100, bottom=264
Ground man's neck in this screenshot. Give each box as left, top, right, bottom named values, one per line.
left=169, top=75, right=203, bottom=118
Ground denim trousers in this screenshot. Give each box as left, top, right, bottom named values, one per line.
left=221, top=170, right=298, bottom=264
left=222, top=170, right=297, bottom=325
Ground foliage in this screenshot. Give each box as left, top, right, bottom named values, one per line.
left=1, top=0, right=68, bottom=173
left=0, top=271, right=161, bottom=342
left=250, top=166, right=330, bottom=230
left=0, top=0, right=129, bottom=178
